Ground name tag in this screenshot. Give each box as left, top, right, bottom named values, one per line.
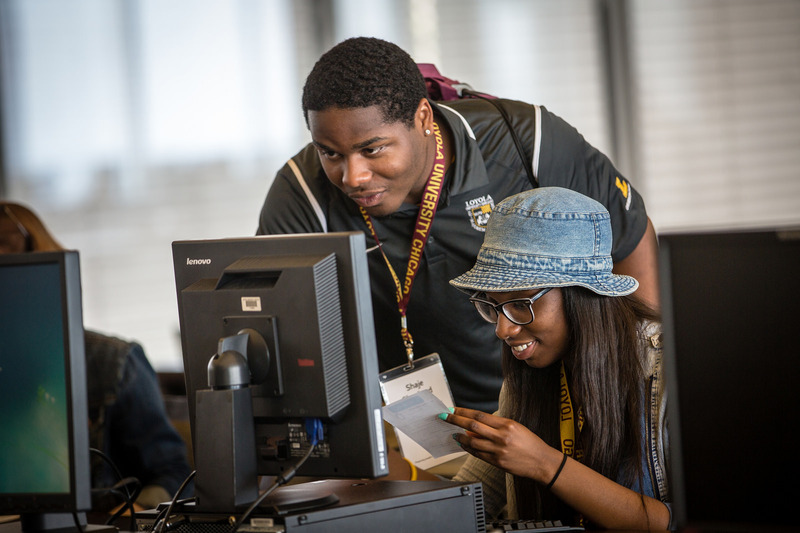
left=379, top=353, right=465, bottom=469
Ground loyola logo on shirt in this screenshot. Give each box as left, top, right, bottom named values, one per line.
left=465, top=194, right=495, bottom=232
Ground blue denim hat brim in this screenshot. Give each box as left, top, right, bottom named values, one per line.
left=449, top=187, right=640, bottom=297
left=449, top=251, right=639, bottom=297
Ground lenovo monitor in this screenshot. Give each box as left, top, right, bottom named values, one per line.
left=172, top=232, right=388, bottom=512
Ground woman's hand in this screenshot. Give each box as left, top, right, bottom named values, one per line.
left=439, top=407, right=561, bottom=483
left=440, top=407, right=672, bottom=530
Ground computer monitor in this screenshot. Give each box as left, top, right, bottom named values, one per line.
left=659, top=227, right=800, bottom=532
left=0, top=251, right=97, bottom=533
left=172, top=232, right=388, bottom=510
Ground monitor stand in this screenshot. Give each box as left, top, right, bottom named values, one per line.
left=254, top=482, right=339, bottom=515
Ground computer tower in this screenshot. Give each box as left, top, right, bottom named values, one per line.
left=135, top=479, right=485, bottom=533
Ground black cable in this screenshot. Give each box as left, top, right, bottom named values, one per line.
left=148, top=497, right=194, bottom=533
left=104, top=478, right=142, bottom=526
left=153, top=471, right=196, bottom=533
left=233, top=443, right=317, bottom=532
left=89, top=448, right=126, bottom=491
left=89, top=447, right=141, bottom=525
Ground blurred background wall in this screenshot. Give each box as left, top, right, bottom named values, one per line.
left=1, top=0, right=798, bottom=370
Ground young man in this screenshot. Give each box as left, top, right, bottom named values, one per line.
left=257, top=37, right=659, bottom=413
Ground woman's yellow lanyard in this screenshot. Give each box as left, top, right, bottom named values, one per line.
left=558, top=360, right=584, bottom=460
left=559, top=360, right=586, bottom=526
left=359, top=122, right=446, bottom=369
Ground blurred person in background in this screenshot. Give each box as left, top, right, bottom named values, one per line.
left=1, top=201, right=192, bottom=513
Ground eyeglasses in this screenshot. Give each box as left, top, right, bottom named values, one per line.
left=469, top=288, right=552, bottom=325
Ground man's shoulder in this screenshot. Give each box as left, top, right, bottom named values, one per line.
left=278, top=144, right=335, bottom=193
left=439, top=97, right=535, bottom=115
left=85, top=330, right=136, bottom=362
left=287, top=142, right=321, bottom=167
left=438, top=98, right=536, bottom=129
left=437, top=98, right=538, bottom=163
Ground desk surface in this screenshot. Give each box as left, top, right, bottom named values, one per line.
left=0, top=515, right=122, bottom=533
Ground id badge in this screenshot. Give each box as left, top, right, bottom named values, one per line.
left=379, top=353, right=465, bottom=469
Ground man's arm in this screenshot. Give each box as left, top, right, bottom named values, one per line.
left=613, top=217, right=659, bottom=311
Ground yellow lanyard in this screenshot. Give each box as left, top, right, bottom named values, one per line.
left=359, top=122, right=446, bottom=368
left=558, top=360, right=584, bottom=460
left=559, top=360, right=586, bottom=527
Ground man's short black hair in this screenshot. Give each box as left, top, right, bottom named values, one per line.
left=302, top=37, right=427, bottom=128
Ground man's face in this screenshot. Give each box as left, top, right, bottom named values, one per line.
left=308, top=103, right=433, bottom=217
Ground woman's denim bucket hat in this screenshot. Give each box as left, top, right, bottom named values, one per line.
left=450, top=187, right=638, bottom=297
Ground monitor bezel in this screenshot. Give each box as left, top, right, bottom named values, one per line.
left=659, top=227, right=800, bottom=532
left=0, top=250, right=91, bottom=517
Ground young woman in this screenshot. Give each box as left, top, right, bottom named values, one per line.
left=442, top=187, right=670, bottom=530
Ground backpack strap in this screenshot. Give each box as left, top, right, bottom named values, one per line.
left=462, top=90, right=539, bottom=188
left=417, top=64, right=539, bottom=188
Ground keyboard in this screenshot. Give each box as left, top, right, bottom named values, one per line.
left=487, top=518, right=584, bottom=531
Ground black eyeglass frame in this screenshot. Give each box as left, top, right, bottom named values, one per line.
left=469, top=287, right=553, bottom=325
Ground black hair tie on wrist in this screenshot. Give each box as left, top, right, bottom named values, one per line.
left=545, top=452, right=568, bottom=491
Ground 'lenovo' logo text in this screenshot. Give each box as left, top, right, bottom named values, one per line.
left=186, top=258, right=212, bottom=265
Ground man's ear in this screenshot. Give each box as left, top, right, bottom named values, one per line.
left=416, top=98, right=434, bottom=134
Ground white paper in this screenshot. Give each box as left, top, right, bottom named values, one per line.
left=381, top=389, right=465, bottom=458
left=379, top=353, right=465, bottom=468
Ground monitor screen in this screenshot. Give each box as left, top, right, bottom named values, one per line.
left=0, top=251, right=92, bottom=532
left=172, top=232, right=388, bottom=505
left=659, top=228, right=800, bottom=532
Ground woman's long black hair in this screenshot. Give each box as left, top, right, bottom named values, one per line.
left=503, top=286, right=659, bottom=521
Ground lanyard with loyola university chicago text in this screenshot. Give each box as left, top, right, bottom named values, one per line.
left=359, top=121, right=446, bottom=368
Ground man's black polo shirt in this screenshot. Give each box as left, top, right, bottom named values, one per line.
left=257, top=98, right=648, bottom=413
